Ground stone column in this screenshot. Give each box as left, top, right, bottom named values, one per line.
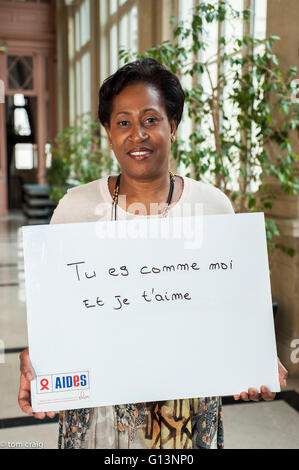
left=36, top=53, right=47, bottom=185
left=266, top=0, right=299, bottom=376
left=137, top=0, right=156, bottom=53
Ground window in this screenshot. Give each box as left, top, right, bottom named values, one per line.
left=7, top=56, right=34, bottom=91
left=70, top=0, right=91, bottom=125
left=45, top=142, right=52, bottom=168
left=252, top=0, right=267, bottom=40
left=14, top=93, right=26, bottom=106
left=13, top=94, right=31, bottom=136
left=100, top=0, right=138, bottom=81
left=14, top=144, right=34, bottom=170
left=67, top=0, right=138, bottom=125
left=177, top=0, right=267, bottom=185
left=14, top=109, right=31, bottom=136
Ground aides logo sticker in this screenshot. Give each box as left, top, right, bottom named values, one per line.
left=36, top=371, right=89, bottom=394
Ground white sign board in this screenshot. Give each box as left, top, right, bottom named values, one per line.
left=22, top=213, right=280, bottom=412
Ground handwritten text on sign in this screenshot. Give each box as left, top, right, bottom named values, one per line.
left=66, top=259, right=233, bottom=310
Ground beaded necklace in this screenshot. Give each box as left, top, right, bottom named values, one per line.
left=111, top=172, right=176, bottom=220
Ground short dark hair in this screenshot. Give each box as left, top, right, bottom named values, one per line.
left=98, top=58, right=185, bottom=128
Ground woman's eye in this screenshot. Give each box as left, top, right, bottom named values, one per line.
left=145, top=117, right=158, bottom=125
left=118, top=120, right=129, bottom=126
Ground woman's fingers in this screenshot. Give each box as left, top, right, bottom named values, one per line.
left=18, top=348, right=34, bottom=416
left=234, top=391, right=254, bottom=401
left=18, top=348, right=56, bottom=419
left=19, top=348, right=34, bottom=380
left=260, top=385, right=276, bottom=401
left=278, top=358, right=288, bottom=388
left=235, top=386, right=276, bottom=401
left=247, top=388, right=261, bottom=402
left=234, top=387, right=270, bottom=402
left=234, top=391, right=250, bottom=401
left=18, top=372, right=33, bottom=415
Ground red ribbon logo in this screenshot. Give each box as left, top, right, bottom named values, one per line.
left=40, top=378, right=49, bottom=391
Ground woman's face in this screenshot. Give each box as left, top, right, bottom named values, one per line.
left=104, top=82, right=176, bottom=181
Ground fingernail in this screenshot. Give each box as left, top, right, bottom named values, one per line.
left=25, top=371, right=33, bottom=381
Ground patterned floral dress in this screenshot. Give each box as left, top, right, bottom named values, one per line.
left=58, top=398, right=224, bottom=449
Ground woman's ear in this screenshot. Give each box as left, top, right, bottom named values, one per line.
left=104, top=124, right=112, bottom=147
left=170, top=120, right=177, bottom=140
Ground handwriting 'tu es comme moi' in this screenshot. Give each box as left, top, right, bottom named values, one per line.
left=67, top=260, right=233, bottom=281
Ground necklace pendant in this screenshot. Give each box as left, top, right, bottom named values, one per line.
left=161, top=207, right=169, bottom=218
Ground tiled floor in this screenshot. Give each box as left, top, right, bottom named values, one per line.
left=0, top=211, right=298, bottom=450
left=223, top=400, right=299, bottom=449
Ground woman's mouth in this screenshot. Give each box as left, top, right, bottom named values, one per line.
left=127, top=149, right=153, bottom=160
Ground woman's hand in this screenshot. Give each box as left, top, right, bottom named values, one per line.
left=18, top=348, right=56, bottom=419
left=233, top=357, right=288, bottom=402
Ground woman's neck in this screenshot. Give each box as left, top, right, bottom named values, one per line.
left=119, top=172, right=171, bottom=202
left=108, top=171, right=184, bottom=216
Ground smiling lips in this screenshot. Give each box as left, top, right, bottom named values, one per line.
left=127, top=147, right=153, bottom=160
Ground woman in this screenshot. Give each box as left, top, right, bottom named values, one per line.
left=18, top=58, right=287, bottom=449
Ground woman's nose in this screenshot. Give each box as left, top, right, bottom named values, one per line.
left=129, top=124, right=148, bottom=141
